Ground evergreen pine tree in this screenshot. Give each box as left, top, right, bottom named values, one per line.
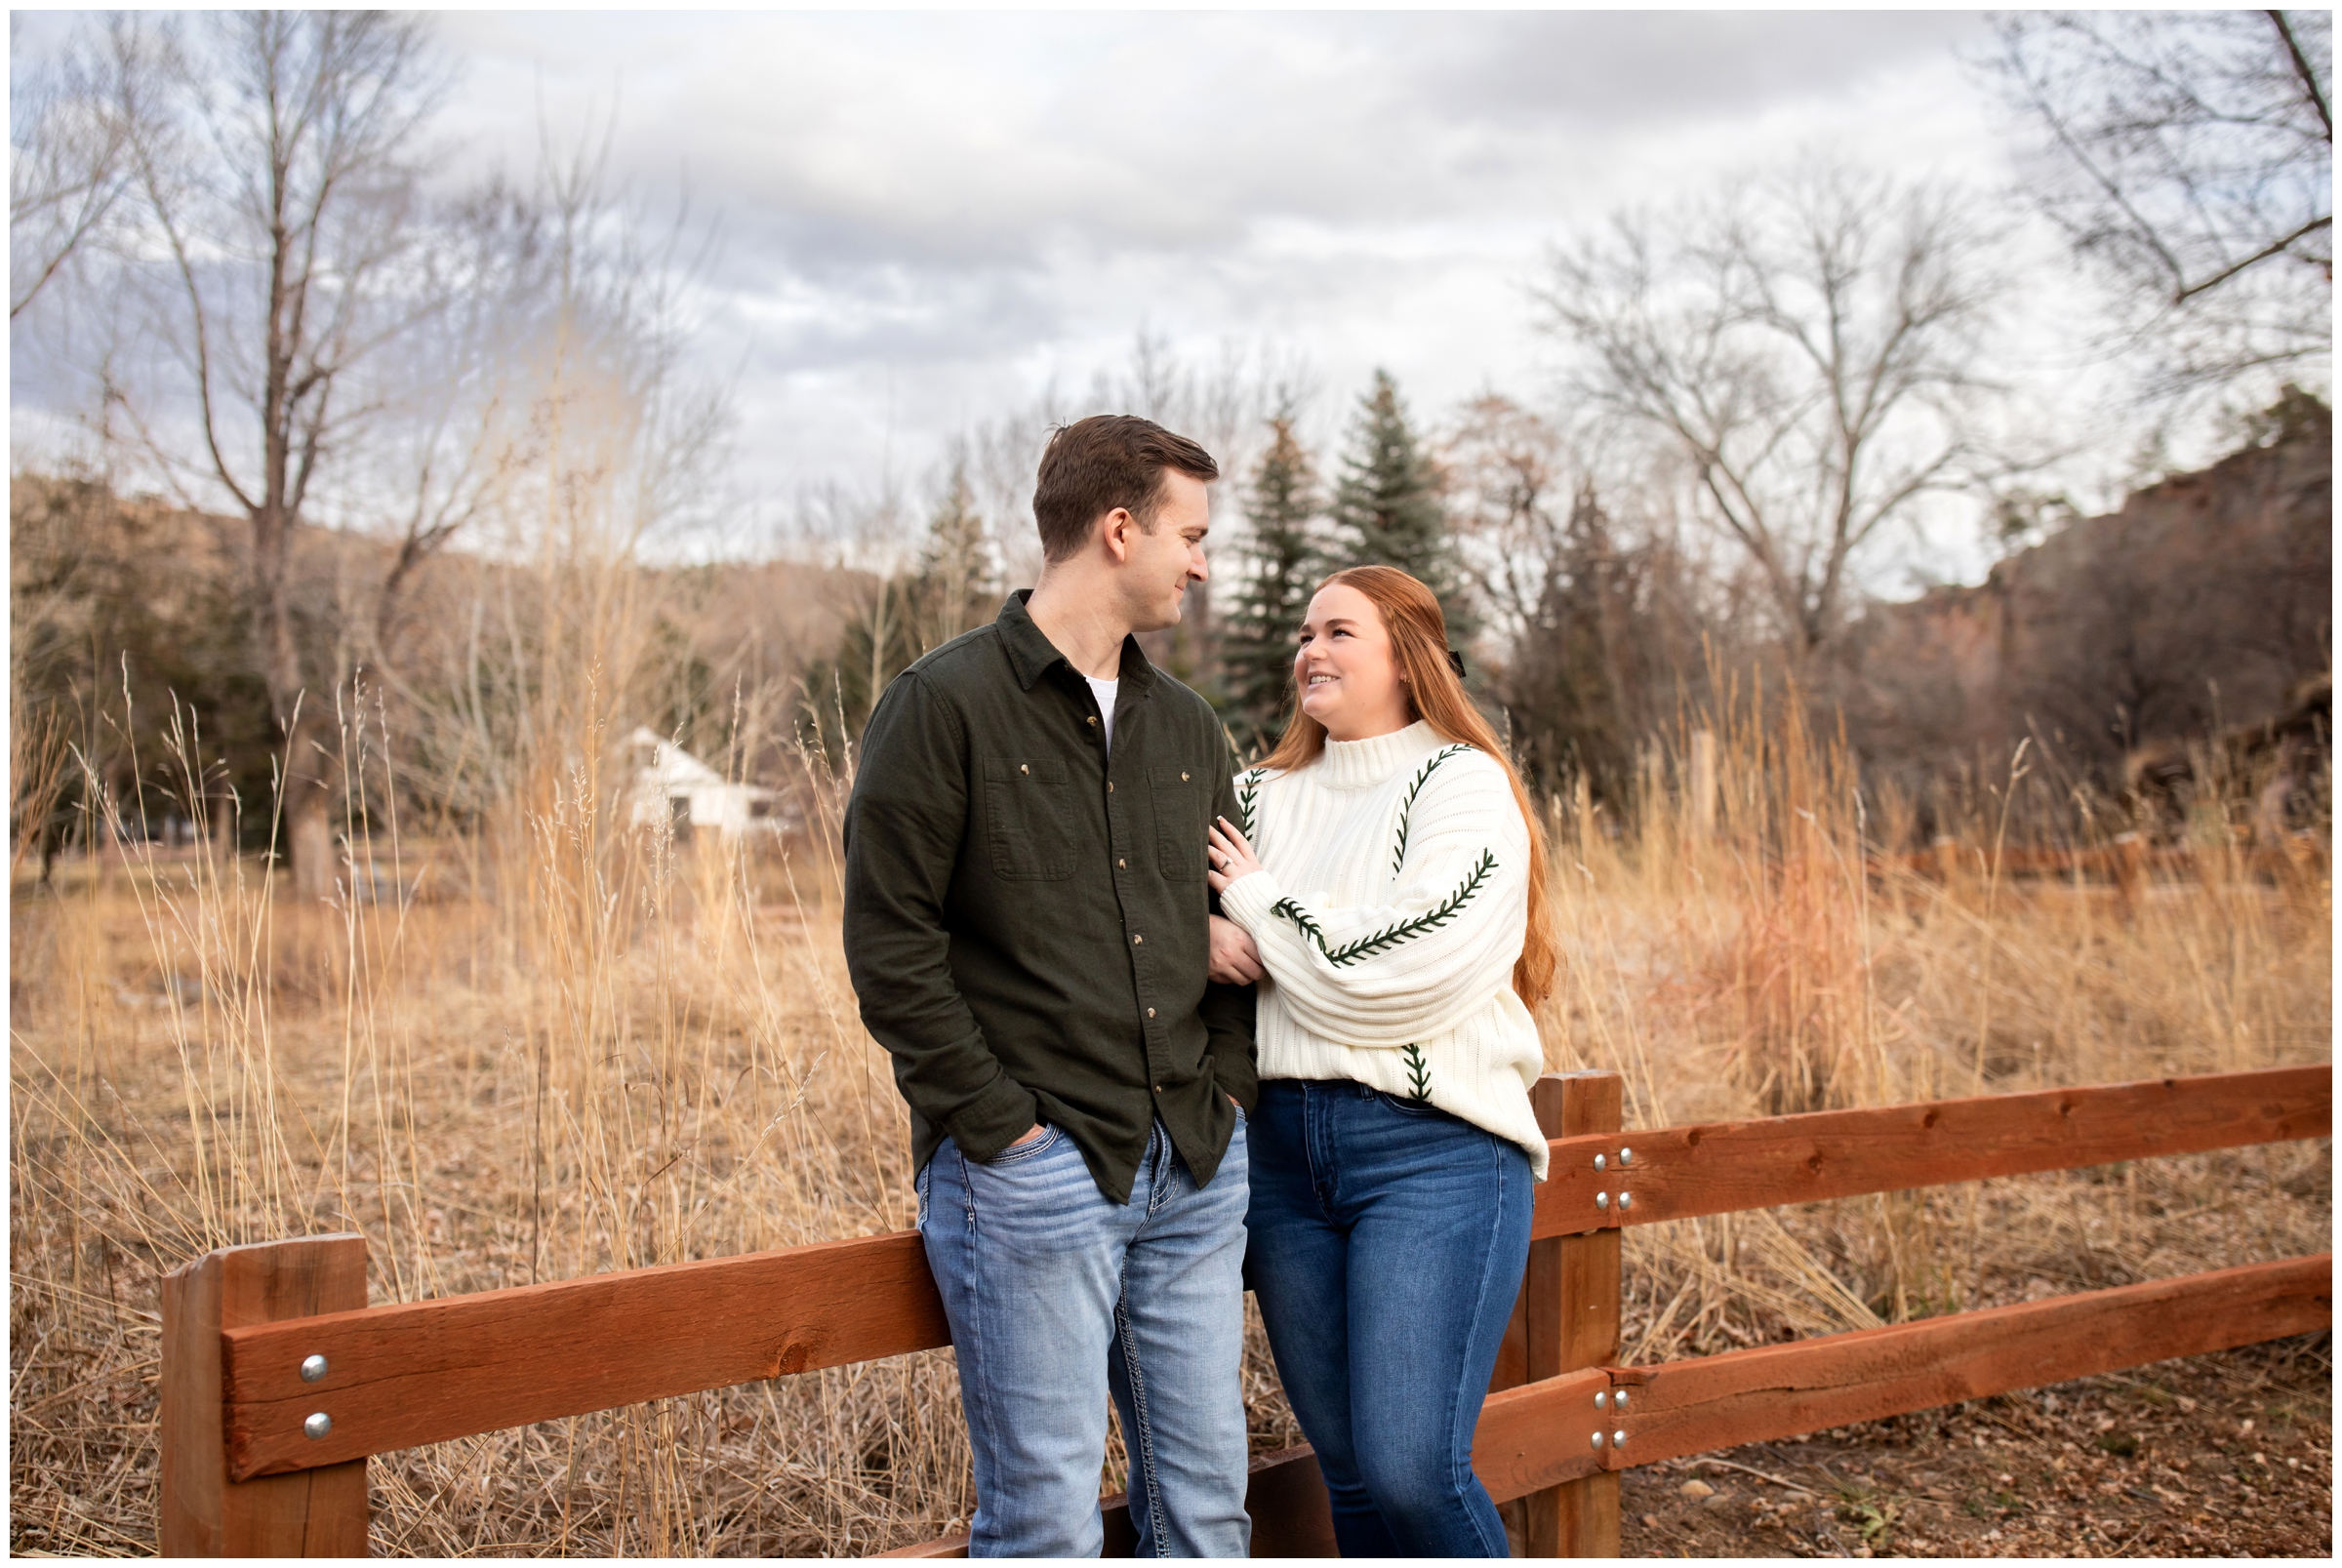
left=911, top=462, right=995, bottom=652
left=1221, top=416, right=1321, bottom=755
left=1330, top=369, right=1475, bottom=644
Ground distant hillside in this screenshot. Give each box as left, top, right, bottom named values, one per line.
left=1836, top=401, right=2331, bottom=795
left=10, top=473, right=870, bottom=832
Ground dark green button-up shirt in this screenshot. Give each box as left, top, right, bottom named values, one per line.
left=842, top=591, right=1256, bottom=1204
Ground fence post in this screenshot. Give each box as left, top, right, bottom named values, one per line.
left=1520, top=1070, right=1622, bottom=1556
left=160, top=1234, right=370, bottom=1556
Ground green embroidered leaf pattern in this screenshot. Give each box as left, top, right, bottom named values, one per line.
left=1401, top=1043, right=1432, bottom=1100
left=1273, top=849, right=1497, bottom=968
left=1236, top=768, right=1266, bottom=840
left=1270, top=896, right=1328, bottom=952
left=1392, top=744, right=1474, bottom=876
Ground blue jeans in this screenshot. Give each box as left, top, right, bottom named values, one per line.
left=1245, top=1079, right=1534, bottom=1557
left=918, top=1115, right=1252, bottom=1557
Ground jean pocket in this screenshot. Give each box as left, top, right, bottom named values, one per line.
left=1380, top=1088, right=1446, bottom=1119
left=978, top=1122, right=1064, bottom=1165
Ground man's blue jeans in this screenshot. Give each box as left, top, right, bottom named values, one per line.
left=918, top=1115, right=1252, bottom=1558
left=1245, top=1079, right=1534, bottom=1557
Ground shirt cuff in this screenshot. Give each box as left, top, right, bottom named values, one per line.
left=1218, top=867, right=1283, bottom=934
left=946, top=1072, right=1041, bottom=1162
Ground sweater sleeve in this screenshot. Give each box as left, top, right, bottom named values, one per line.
left=1218, top=751, right=1529, bottom=1048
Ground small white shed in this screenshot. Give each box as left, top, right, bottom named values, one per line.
left=623, top=728, right=793, bottom=840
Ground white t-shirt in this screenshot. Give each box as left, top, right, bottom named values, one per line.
left=1087, top=675, right=1120, bottom=754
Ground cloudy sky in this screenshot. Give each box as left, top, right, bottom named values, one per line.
left=17, top=8, right=2121, bottom=584
left=432, top=11, right=2008, bottom=520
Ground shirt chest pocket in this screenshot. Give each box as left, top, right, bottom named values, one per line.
left=1149, top=764, right=1205, bottom=882
left=985, top=757, right=1075, bottom=881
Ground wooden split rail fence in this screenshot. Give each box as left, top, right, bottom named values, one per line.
left=158, top=1065, right=2331, bottom=1556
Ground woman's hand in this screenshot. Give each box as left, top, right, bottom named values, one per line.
left=1206, top=816, right=1264, bottom=895
left=1208, top=914, right=1264, bottom=985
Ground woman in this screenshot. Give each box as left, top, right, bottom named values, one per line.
left=1205, top=565, right=1558, bottom=1557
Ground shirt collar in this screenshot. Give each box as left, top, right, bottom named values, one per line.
left=996, top=589, right=1159, bottom=696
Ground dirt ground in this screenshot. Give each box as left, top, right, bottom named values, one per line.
left=1618, top=1336, right=2333, bottom=1558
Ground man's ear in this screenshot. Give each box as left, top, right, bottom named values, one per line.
left=1099, top=507, right=1138, bottom=564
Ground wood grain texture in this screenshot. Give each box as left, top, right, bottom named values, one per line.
left=162, top=1235, right=370, bottom=1554
left=1610, top=1254, right=2332, bottom=1467
left=1470, top=1366, right=1613, bottom=1501
left=1528, top=1071, right=1623, bottom=1556
left=224, top=1228, right=947, bottom=1480
left=1530, top=1065, right=2328, bottom=1238
left=1493, top=1072, right=1600, bottom=1549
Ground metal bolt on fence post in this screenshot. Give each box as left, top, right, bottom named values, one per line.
left=1613, top=1430, right=1627, bottom=1448
left=304, top=1412, right=333, bottom=1441
left=302, top=1354, right=329, bottom=1383
left=1615, top=1389, right=1630, bottom=1410
left=1595, top=1191, right=1609, bottom=1209
left=1619, top=1147, right=1633, bottom=1166
left=1591, top=1431, right=1605, bottom=1449
left=1618, top=1191, right=1634, bottom=1211
left=1594, top=1153, right=1606, bottom=1171
left=1595, top=1390, right=1608, bottom=1409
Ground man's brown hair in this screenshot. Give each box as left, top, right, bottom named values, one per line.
left=1032, top=415, right=1220, bottom=564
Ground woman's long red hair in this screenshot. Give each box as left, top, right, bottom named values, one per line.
left=1260, top=565, right=1559, bottom=1008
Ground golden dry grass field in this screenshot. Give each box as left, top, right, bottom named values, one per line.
left=8, top=705, right=2330, bottom=1556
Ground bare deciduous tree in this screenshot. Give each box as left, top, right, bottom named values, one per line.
left=97, top=12, right=446, bottom=898
left=8, top=20, right=144, bottom=320
left=1987, top=10, right=2333, bottom=400
left=1444, top=392, right=1570, bottom=653
left=1537, top=164, right=2009, bottom=659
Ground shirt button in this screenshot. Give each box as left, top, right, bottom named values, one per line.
left=1087, top=716, right=1098, bottom=727
left=1132, top=934, right=1144, bottom=945
left=1181, top=771, right=1190, bottom=782
left=1108, top=782, right=1115, bottom=792
left=1117, top=858, right=1127, bottom=868
left=1153, top=1084, right=1163, bottom=1095
left=1019, top=763, right=1030, bottom=775
left=1147, top=1007, right=1156, bottom=1019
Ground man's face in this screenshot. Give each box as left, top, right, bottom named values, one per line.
left=1114, top=471, right=1211, bottom=634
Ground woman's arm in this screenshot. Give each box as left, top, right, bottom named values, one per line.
left=1208, top=756, right=1529, bottom=1046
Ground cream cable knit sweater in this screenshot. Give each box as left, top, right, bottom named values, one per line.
left=1218, top=720, right=1549, bottom=1180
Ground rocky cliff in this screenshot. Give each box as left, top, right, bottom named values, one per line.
left=1836, top=404, right=2332, bottom=797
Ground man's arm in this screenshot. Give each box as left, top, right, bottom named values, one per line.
left=841, top=669, right=1038, bottom=1159
left=1200, top=732, right=1259, bottom=1112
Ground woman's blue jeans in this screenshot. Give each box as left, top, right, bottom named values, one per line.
left=1245, top=1079, right=1534, bottom=1557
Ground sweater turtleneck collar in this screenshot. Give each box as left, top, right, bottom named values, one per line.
left=1315, top=719, right=1446, bottom=791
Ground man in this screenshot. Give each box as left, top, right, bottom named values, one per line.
left=842, top=415, right=1257, bottom=1557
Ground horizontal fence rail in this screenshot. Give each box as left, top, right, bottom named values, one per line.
left=162, top=1063, right=2332, bottom=1555
left=1590, top=1255, right=2331, bottom=1469
left=223, top=1232, right=949, bottom=1480
left=1528, top=1063, right=2329, bottom=1237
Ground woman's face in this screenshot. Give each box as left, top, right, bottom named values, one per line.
left=1295, top=582, right=1413, bottom=743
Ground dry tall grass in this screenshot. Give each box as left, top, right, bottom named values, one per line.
left=8, top=676, right=2330, bottom=1555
